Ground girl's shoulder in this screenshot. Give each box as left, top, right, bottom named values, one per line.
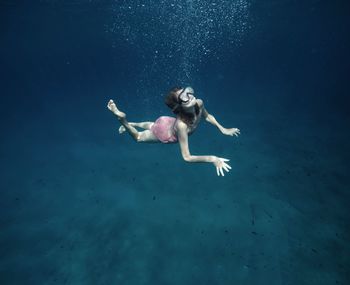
left=173, top=116, right=188, bottom=134
left=196, top=99, right=204, bottom=107
left=174, top=117, right=187, bottom=129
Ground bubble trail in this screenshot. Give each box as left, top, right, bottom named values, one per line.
left=106, top=0, right=251, bottom=88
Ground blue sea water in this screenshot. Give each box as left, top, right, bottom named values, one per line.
left=0, top=0, right=349, bottom=284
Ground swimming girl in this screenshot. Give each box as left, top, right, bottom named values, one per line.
left=107, top=87, right=240, bottom=176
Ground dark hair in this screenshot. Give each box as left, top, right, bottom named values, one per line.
left=165, top=87, right=200, bottom=126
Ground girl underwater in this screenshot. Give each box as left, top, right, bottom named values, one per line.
left=107, top=86, right=240, bottom=176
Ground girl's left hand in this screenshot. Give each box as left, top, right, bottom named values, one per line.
left=222, top=128, right=240, bottom=137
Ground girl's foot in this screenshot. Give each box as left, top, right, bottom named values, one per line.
left=118, top=125, right=126, bottom=134
left=107, top=99, right=126, bottom=119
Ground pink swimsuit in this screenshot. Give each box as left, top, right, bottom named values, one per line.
left=151, top=116, right=178, bottom=143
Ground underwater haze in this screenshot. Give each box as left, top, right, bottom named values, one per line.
left=1, top=0, right=349, bottom=284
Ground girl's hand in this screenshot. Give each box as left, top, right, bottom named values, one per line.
left=221, top=127, right=240, bottom=137
left=213, top=157, right=232, bottom=176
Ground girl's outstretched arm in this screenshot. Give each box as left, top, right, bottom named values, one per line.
left=200, top=100, right=240, bottom=137
left=176, top=120, right=231, bottom=176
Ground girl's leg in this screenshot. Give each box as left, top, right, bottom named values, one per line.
left=107, top=100, right=158, bottom=143
left=119, top=121, right=154, bottom=134
left=130, top=122, right=154, bottom=130
left=136, top=130, right=159, bottom=143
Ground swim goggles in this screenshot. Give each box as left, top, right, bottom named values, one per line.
left=178, top=87, right=194, bottom=104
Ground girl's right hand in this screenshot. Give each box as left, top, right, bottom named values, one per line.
left=213, top=157, right=232, bottom=176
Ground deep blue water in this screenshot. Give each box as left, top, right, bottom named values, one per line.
left=1, top=1, right=349, bottom=284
